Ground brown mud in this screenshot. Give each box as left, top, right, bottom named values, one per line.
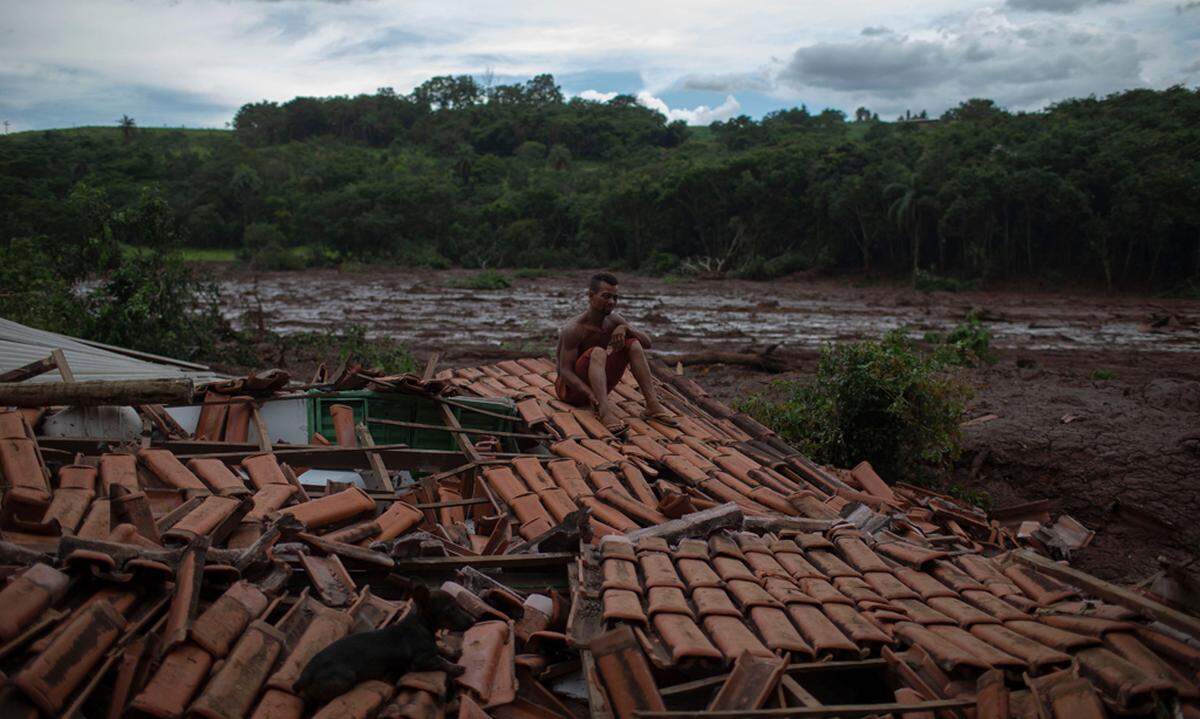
left=221, top=267, right=1200, bottom=581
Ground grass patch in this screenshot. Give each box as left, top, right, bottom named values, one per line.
left=914, top=269, right=977, bottom=293
left=513, top=268, right=550, bottom=280
left=450, top=270, right=512, bottom=290
left=179, top=247, right=238, bottom=262
left=1091, top=369, right=1116, bottom=381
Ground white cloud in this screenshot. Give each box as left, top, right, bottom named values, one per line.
left=577, top=89, right=620, bottom=102
left=635, top=92, right=742, bottom=124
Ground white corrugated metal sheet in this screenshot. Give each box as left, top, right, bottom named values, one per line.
left=0, top=317, right=226, bottom=384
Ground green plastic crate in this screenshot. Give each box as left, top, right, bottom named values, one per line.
left=305, top=390, right=518, bottom=453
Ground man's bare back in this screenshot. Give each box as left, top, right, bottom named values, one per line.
left=554, top=273, right=672, bottom=432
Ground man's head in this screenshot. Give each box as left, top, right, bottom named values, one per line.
left=587, top=272, right=619, bottom=316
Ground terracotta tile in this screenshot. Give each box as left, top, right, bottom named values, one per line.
left=874, top=540, right=948, bottom=569
left=708, top=651, right=787, bottom=710
left=619, top=463, right=658, bottom=506
left=549, top=411, right=587, bottom=440
left=546, top=459, right=593, bottom=500
left=726, top=579, right=781, bottom=609
left=1133, top=626, right=1200, bottom=669
left=1073, top=646, right=1174, bottom=709
left=600, top=537, right=637, bottom=561
left=602, top=558, right=642, bottom=594
left=603, top=589, right=649, bottom=624
left=969, top=624, right=1072, bottom=670
left=922, top=596, right=995, bottom=627
left=960, top=589, right=1029, bottom=622
left=299, top=553, right=357, bottom=607
left=748, top=605, right=813, bottom=655
left=832, top=576, right=888, bottom=606
left=591, top=625, right=666, bottom=719
left=164, top=495, right=243, bottom=543
left=824, top=603, right=892, bottom=647
left=43, top=464, right=96, bottom=534
left=647, top=587, right=693, bottom=618
left=1003, top=565, right=1077, bottom=605
left=651, top=612, right=723, bottom=662
left=0, top=409, right=29, bottom=438
left=1105, top=632, right=1200, bottom=699
left=773, top=551, right=824, bottom=580
left=0, top=563, right=69, bottom=642
left=187, top=458, right=252, bottom=497
left=848, top=460, right=897, bottom=503
left=280, top=485, right=375, bottom=529
left=627, top=435, right=670, bottom=462
left=834, top=536, right=890, bottom=573
left=550, top=439, right=612, bottom=469
left=0, top=437, right=51, bottom=507
left=1032, top=672, right=1108, bottom=719
left=245, top=484, right=297, bottom=522
left=138, top=448, right=209, bottom=492
left=190, top=621, right=287, bottom=719
left=691, top=587, right=740, bottom=618
left=311, top=680, right=394, bottom=719
left=761, top=576, right=814, bottom=605
left=862, top=571, right=920, bottom=600
left=96, top=453, right=139, bottom=494
left=372, top=499, right=426, bottom=541
left=784, top=603, right=859, bottom=655
left=743, top=550, right=789, bottom=579
left=456, top=620, right=517, bottom=708
left=893, top=567, right=957, bottom=599
left=928, top=624, right=1026, bottom=669
left=1003, top=620, right=1100, bottom=651
left=639, top=552, right=685, bottom=590
left=240, top=453, right=291, bottom=489
left=797, top=577, right=852, bottom=606
left=677, top=558, right=724, bottom=589
left=215, top=395, right=251, bottom=443
left=329, top=404, right=358, bottom=447
left=13, top=600, right=126, bottom=715
left=662, top=454, right=708, bottom=484
left=582, top=497, right=640, bottom=533
left=249, top=689, right=306, bottom=719
left=712, top=556, right=757, bottom=583
left=132, top=643, right=214, bottom=718
left=975, top=669, right=1009, bottom=719
left=701, top=614, right=773, bottom=661
left=893, top=621, right=991, bottom=669
left=191, top=581, right=270, bottom=658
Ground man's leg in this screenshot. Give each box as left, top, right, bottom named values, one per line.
left=626, top=339, right=669, bottom=417
left=587, top=347, right=621, bottom=426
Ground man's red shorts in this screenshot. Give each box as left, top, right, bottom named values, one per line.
left=555, top=338, right=636, bottom=406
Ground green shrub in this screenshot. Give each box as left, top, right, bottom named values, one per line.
left=248, top=243, right=307, bottom=271
left=646, top=251, right=681, bottom=276
left=281, top=324, right=417, bottom=375
left=1091, top=369, right=1116, bottom=381
left=450, top=270, right=512, bottom=290
left=732, top=251, right=811, bottom=280
left=84, top=251, right=236, bottom=362
left=0, top=237, right=88, bottom=334
left=737, top=330, right=969, bottom=482
left=925, top=309, right=995, bottom=366
left=914, top=269, right=977, bottom=292
left=514, top=268, right=549, bottom=279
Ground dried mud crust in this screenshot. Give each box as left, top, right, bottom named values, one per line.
left=696, top=347, right=1200, bottom=583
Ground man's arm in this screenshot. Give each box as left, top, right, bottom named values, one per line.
left=557, top=326, right=596, bottom=404
left=608, top=313, right=652, bottom=349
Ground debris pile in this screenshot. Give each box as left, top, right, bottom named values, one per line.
left=0, top=352, right=1196, bottom=717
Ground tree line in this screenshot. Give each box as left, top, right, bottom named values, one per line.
left=1, top=75, right=1197, bottom=290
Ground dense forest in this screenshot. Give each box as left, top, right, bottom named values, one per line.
left=2, top=74, right=1198, bottom=291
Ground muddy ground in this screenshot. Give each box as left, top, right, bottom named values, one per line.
left=220, top=267, right=1200, bottom=581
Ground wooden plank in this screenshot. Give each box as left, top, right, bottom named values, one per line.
left=49, top=348, right=75, bottom=382
left=778, top=676, right=821, bottom=708
left=356, top=423, right=395, bottom=493
left=0, top=355, right=57, bottom=383
left=625, top=502, right=743, bottom=543
left=634, top=698, right=974, bottom=718
left=1012, top=548, right=1200, bottom=639
left=249, top=404, right=272, bottom=452
left=710, top=654, right=787, bottom=710
left=393, top=552, right=573, bottom=571
left=421, top=352, right=441, bottom=382
left=0, top=378, right=193, bottom=407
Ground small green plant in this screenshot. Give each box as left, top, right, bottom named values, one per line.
left=282, top=325, right=417, bottom=375
left=1091, top=369, right=1116, bottom=381
left=914, top=269, right=977, bottom=293
left=451, top=270, right=512, bottom=290
left=646, top=250, right=681, bottom=276
left=946, top=483, right=993, bottom=510
left=737, top=330, right=970, bottom=482
left=513, top=268, right=549, bottom=279
left=926, top=309, right=995, bottom=366
left=662, top=273, right=690, bottom=285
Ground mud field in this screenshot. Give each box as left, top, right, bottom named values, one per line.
left=221, top=268, right=1200, bottom=581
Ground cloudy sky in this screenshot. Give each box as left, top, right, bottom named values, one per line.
left=1, top=0, right=1197, bottom=131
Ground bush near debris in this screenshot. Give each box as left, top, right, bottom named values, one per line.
left=738, top=330, right=969, bottom=483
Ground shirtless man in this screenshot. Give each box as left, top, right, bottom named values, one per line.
left=555, top=272, right=674, bottom=432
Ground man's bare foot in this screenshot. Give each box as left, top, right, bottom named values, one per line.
left=598, top=406, right=628, bottom=434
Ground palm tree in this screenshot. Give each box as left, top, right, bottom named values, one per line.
left=118, top=115, right=137, bottom=143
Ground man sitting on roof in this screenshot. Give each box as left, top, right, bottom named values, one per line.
left=555, top=272, right=676, bottom=434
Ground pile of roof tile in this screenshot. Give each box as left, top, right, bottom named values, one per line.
left=0, top=355, right=1195, bottom=718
